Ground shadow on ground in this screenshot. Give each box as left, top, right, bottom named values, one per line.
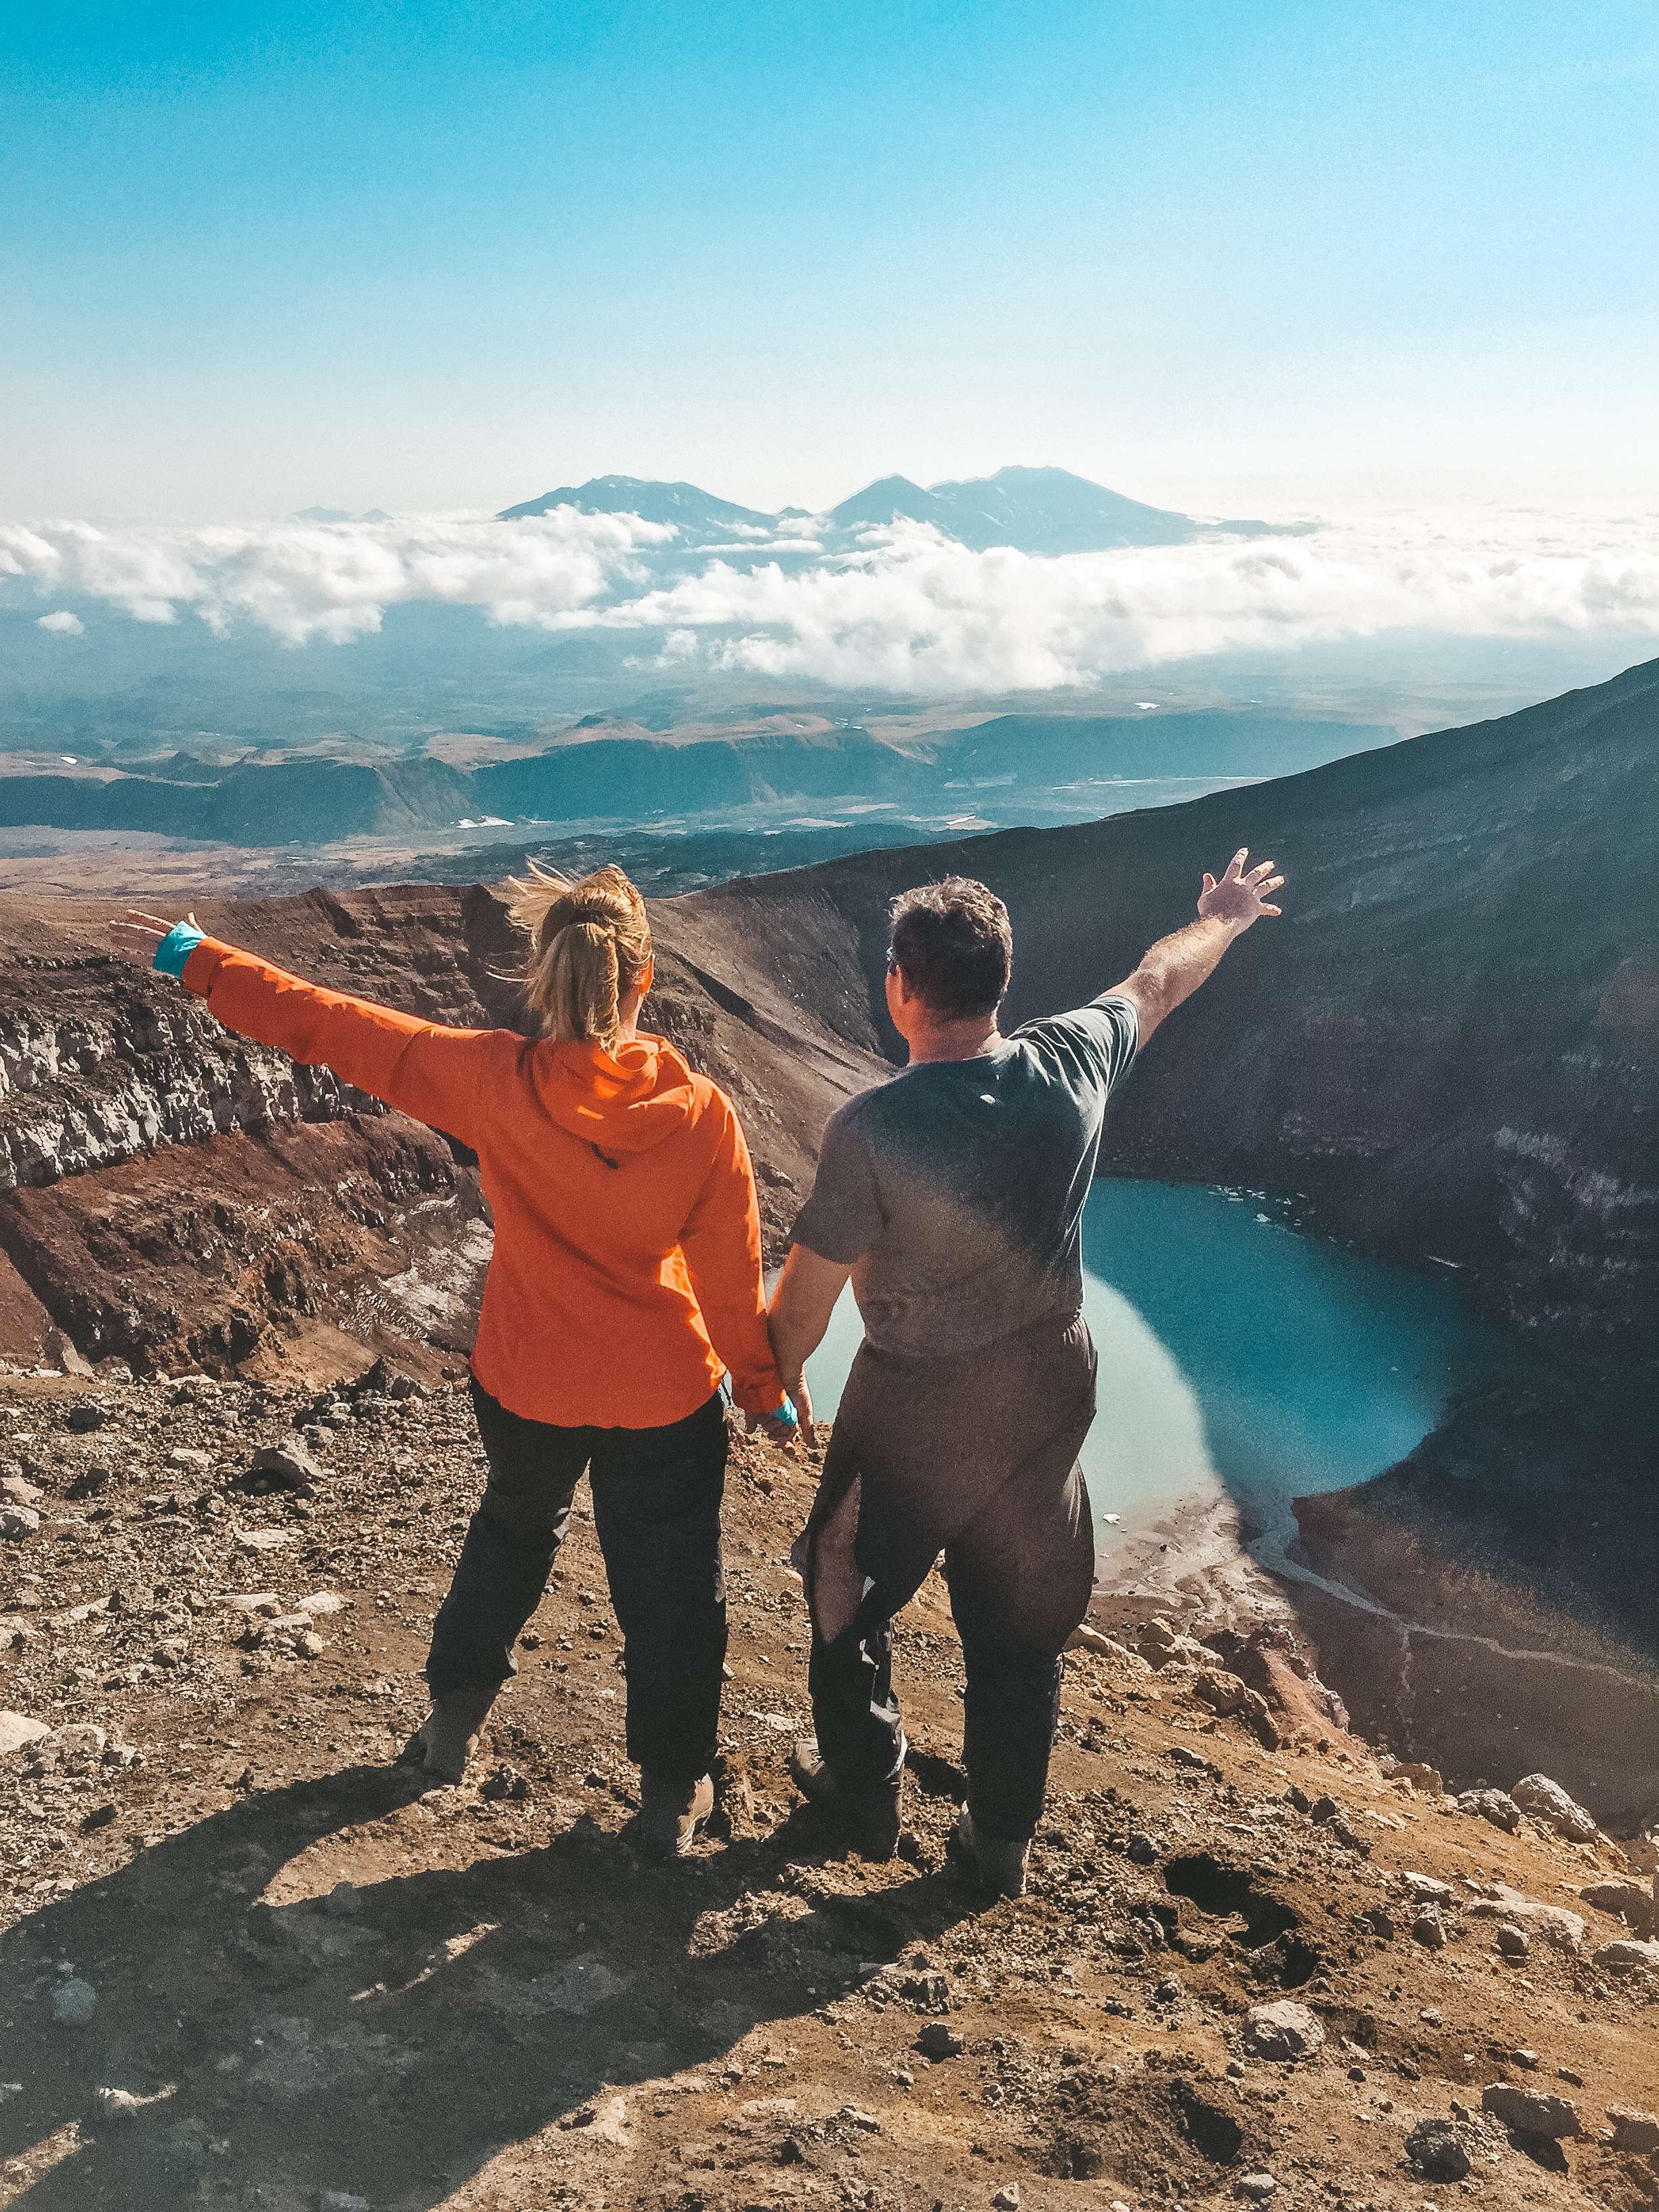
left=0, top=1763, right=972, bottom=2209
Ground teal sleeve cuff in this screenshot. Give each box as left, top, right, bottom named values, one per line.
left=775, top=1397, right=798, bottom=1429
left=152, top=920, right=205, bottom=979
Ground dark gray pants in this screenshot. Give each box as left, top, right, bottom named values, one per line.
left=427, top=1378, right=729, bottom=1786
left=802, top=1313, right=1098, bottom=1842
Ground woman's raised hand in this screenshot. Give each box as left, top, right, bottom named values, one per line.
left=110, top=908, right=192, bottom=969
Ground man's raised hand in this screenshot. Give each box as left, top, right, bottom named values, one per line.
left=1197, top=849, right=1284, bottom=930
left=109, top=909, right=189, bottom=969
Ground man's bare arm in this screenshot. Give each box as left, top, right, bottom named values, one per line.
left=766, top=1244, right=851, bottom=1448
left=1109, top=848, right=1285, bottom=1045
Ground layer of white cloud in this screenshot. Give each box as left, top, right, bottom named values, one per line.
left=0, top=510, right=674, bottom=645
left=3, top=502, right=1657, bottom=688
left=36, top=609, right=84, bottom=635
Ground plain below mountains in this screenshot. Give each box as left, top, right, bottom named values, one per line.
left=498, top=464, right=1309, bottom=553
left=0, top=710, right=1391, bottom=846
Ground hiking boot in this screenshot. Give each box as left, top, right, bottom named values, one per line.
left=951, top=1807, right=1029, bottom=1899
left=790, top=1739, right=901, bottom=1859
left=400, top=1686, right=499, bottom=1784
left=638, top=1772, right=715, bottom=1862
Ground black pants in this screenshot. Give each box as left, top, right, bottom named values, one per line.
left=426, top=1378, right=729, bottom=1786
left=804, top=1316, right=1097, bottom=1844
left=808, top=1553, right=1071, bottom=1846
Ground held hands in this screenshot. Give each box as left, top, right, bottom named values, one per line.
left=1197, top=849, right=1284, bottom=931
left=749, top=1372, right=817, bottom=1451
left=110, top=908, right=192, bottom=968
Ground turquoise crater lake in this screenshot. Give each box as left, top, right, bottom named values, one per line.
left=798, top=1179, right=1520, bottom=1579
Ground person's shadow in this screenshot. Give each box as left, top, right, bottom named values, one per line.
left=0, top=1763, right=972, bottom=2209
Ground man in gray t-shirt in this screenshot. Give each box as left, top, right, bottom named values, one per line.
left=769, top=851, right=1286, bottom=1895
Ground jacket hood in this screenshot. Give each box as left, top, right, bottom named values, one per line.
left=533, top=1031, right=701, bottom=1154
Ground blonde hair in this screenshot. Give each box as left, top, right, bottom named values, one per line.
left=507, top=861, right=652, bottom=1050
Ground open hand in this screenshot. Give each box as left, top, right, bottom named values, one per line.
left=1197, top=849, right=1284, bottom=930
left=110, top=908, right=192, bottom=968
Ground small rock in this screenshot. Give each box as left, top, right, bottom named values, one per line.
left=65, top=1399, right=111, bottom=1432
left=1401, top=1871, right=1455, bottom=1904
left=0, top=1711, right=50, bottom=1757
left=49, top=1723, right=106, bottom=1758
left=1235, top=2179, right=1277, bottom=2203
left=1511, top=1771, right=1598, bottom=1843
left=1244, top=2001, right=1325, bottom=2061
left=298, top=1590, right=348, bottom=1615
left=0, top=1471, right=42, bottom=1507
left=1481, top=2082, right=1581, bottom=2138
left=52, top=1978, right=98, bottom=2028
left=1607, top=2107, right=1659, bottom=2154
left=1125, top=1832, right=1160, bottom=1864
left=0, top=1507, right=40, bottom=1540
left=1412, top=1908, right=1449, bottom=1950
left=838, top=2106, right=881, bottom=2132
left=916, top=2022, right=965, bottom=2060
left=96, top=2087, right=142, bottom=2125
left=1404, top=2118, right=1473, bottom=2182
left=1494, top=1923, right=1530, bottom=1959
left=249, top=1437, right=326, bottom=1492
left=991, top=2187, right=1021, bottom=2211
left=1458, top=1787, right=1521, bottom=1832
left=166, top=1447, right=213, bottom=1471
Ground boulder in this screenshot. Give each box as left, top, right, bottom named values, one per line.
left=1578, top=1878, right=1656, bottom=1934
left=1593, top=1937, right=1659, bottom=1973
left=1404, top=2118, right=1474, bottom=2182
left=1244, top=2001, right=1325, bottom=2061
left=1382, top=1757, right=1443, bottom=1795
left=247, top=1436, right=326, bottom=1494
left=1607, top=2108, right=1659, bottom=2154
left=1458, top=1788, right=1521, bottom=1832
left=1465, top=1886, right=1584, bottom=1949
left=1511, top=1771, right=1598, bottom=1842
left=1481, top=2083, right=1580, bottom=2138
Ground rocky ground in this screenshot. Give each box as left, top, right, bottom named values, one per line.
left=2, top=1372, right=1658, bottom=2212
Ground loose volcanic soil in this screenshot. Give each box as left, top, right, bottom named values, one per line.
left=1, top=1372, right=1657, bottom=2212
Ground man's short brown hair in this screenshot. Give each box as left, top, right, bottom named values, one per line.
left=888, top=876, right=1012, bottom=1017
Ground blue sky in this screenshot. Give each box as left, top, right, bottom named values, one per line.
left=6, top=1, right=1657, bottom=516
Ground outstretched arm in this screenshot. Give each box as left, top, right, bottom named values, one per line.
left=111, top=907, right=493, bottom=1144
left=1108, top=848, right=1285, bottom=1046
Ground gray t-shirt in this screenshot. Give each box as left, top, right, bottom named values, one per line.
left=790, top=995, right=1139, bottom=1358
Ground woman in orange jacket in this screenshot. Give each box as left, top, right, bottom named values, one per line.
left=112, top=866, right=795, bottom=1859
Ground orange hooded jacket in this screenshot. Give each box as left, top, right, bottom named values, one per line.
left=181, top=938, right=785, bottom=1430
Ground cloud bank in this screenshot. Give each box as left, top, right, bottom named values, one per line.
left=3, top=504, right=1658, bottom=691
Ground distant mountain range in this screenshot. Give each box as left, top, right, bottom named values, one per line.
left=497, top=465, right=1308, bottom=554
